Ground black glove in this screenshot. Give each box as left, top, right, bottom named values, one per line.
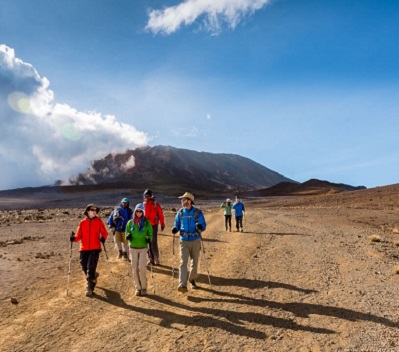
left=196, top=223, right=203, bottom=231
left=146, top=237, right=151, bottom=244
left=126, top=234, right=132, bottom=241
left=70, top=232, right=75, bottom=242
left=171, top=227, right=178, bottom=234
left=100, top=236, right=105, bottom=244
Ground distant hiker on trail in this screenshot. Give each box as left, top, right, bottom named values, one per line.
left=143, top=189, right=165, bottom=266
left=70, top=204, right=108, bottom=297
left=125, top=203, right=153, bottom=296
left=232, top=196, right=245, bottom=232
left=220, top=198, right=233, bottom=231
left=171, top=192, right=206, bottom=293
left=107, top=198, right=133, bottom=261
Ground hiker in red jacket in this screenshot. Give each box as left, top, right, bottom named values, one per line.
left=143, top=189, right=165, bottom=265
left=70, top=204, right=108, bottom=297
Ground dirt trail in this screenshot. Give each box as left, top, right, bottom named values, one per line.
left=1, top=202, right=399, bottom=351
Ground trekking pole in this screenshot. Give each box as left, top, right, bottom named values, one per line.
left=172, top=230, right=175, bottom=280
left=102, top=242, right=113, bottom=275
left=199, top=231, right=212, bottom=290
left=66, top=231, right=74, bottom=296
left=147, top=240, right=155, bottom=294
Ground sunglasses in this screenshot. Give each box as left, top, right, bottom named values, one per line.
left=88, top=209, right=97, bottom=212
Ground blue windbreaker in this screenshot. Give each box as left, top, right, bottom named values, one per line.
left=107, top=203, right=133, bottom=232
left=232, top=201, right=245, bottom=217
left=173, top=206, right=206, bottom=241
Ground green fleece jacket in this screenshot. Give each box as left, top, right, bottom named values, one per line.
left=220, top=202, right=232, bottom=216
left=125, top=218, right=153, bottom=248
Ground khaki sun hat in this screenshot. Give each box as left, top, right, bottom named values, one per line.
left=178, top=192, right=195, bottom=203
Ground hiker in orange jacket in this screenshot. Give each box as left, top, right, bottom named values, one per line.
left=70, top=204, right=108, bottom=297
left=143, top=189, right=165, bottom=265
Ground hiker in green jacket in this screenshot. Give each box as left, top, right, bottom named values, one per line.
left=126, top=203, right=153, bottom=296
left=220, top=198, right=233, bottom=231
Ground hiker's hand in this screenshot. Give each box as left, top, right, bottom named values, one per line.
left=126, top=234, right=132, bottom=241
left=161, top=226, right=165, bottom=231
left=171, top=227, right=178, bottom=234
left=100, top=236, right=105, bottom=244
left=69, top=234, right=75, bottom=242
left=146, top=237, right=151, bottom=244
left=196, top=223, right=203, bottom=231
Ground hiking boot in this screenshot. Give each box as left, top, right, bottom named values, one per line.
left=229, top=228, right=231, bottom=232
left=189, top=280, right=198, bottom=289
left=178, top=286, right=188, bottom=293
left=123, top=252, right=131, bottom=262
left=147, top=260, right=155, bottom=266
left=135, top=290, right=141, bottom=296
left=154, top=259, right=160, bottom=265
left=141, top=289, right=147, bottom=296
left=85, top=288, right=93, bottom=297
left=241, top=228, right=244, bottom=232
left=117, top=250, right=123, bottom=259
left=93, top=272, right=99, bottom=285
left=225, top=227, right=228, bottom=231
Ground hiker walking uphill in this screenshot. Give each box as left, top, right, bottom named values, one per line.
left=107, top=198, right=133, bottom=261
left=232, top=196, right=245, bottom=232
left=143, top=189, right=165, bottom=265
left=70, top=204, right=108, bottom=297
left=171, top=192, right=206, bottom=293
left=125, top=203, right=153, bottom=296
left=220, top=198, right=233, bottom=231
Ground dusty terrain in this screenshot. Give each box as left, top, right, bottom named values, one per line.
left=1, top=185, right=399, bottom=351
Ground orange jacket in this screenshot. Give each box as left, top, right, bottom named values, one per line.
left=74, top=217, right=108, bottom=251
left=143, top=198, right=165, bottom=228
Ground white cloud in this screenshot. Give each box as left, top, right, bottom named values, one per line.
left=146, top=0, right=271, bottom=35
left=0, top=44, right=149, bottom=190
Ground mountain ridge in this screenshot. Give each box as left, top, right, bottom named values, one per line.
left=68, top=145, right=296, bottom=192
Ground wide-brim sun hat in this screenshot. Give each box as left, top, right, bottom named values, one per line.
left=178, top=192, right=195, bottom=204
left=84, top=204, right=100, bottom=216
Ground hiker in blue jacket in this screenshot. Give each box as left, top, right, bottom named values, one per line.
left=232, top=195, right=245, bottom=232
left=171, top=192, right=206, bottom=293
left=107, top=197, right=133, bottom=261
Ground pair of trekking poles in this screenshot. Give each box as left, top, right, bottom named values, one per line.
left=171, top=229, right=213, bottom=290
left=66, top=231, right=155, bottom=296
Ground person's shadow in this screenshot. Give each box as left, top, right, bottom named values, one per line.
left=94, top=286, right=335, bottom=338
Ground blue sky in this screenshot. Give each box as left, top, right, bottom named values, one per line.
left=1, top=0, right=399, bottom=190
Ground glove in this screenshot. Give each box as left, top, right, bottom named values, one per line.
left=196, top=223, right=203, bottom=231
left=100, top=236, right=105, bottom=244
left=171, top=227, right=178, bottom=234
left=126, top=234, right=132, bottom=241
left=146, top=237, right=151, bottom=244
left=70, top=234, right=75, bottom=242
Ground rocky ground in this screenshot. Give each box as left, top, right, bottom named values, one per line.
left=1, top=186, right=399, bottom=351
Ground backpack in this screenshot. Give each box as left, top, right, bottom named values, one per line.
left=108, top=208, right=123, bottom=228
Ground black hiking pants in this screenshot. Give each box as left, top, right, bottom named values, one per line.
left=148, top=225, right=159, bottom=262
left=224, top=215, right=232, bottom=230
left=80, top=250, right=100, bottom=288
left=235, top=216, right=243, bottom=230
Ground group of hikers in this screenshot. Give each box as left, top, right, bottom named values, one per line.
left=69, top=190, right=245, bottom=297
